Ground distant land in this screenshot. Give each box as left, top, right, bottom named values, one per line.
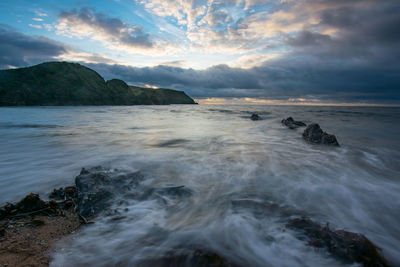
left=0, top=62, right=196, bottom=106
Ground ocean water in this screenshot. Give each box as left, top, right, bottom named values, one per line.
left=0, top=105, right=399, bottom=266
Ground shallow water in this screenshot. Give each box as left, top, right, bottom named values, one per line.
left=0, top=105, right=399, bottom=266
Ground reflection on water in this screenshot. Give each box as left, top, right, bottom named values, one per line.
left=0, top=105, right=399, bottom=266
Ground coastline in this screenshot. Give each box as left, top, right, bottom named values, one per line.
left=0, top=165, right=391, bottom=267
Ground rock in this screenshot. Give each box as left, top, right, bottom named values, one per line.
left=0, top=193, right=64, bottom=220
left=75, top=166, right=143, bottom=217
left=302, top=123, right=339, bottom=146
left=287, top=217, right=390, bottom=267
left=0, top=223, right=6, bottom=237
left=281, top=117, right=306, bottom=129
left=138, top=247, right=236, bottom=267
left=15, top=193, right=47, bottom=213
left=31, top=219, right=45, bottom=227
left=49, top=186, right=76, bottom=201
left=49, top=186, right=76, bottom=200
left=250, top=114, right=260, bottom=121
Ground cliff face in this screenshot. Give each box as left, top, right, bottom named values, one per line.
left=0, top=62, right=195, bottom=106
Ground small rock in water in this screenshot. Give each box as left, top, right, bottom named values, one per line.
left=281, top=117, right=306, bottom=129
left=138, top=247, right=236, bottom=267
left=287, top=217, right=390, bottom=266
left=250, top=113, right=260, bottom=121
left=302, top=123, right=339, bottom=146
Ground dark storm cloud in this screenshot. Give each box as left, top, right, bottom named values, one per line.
left=289, top=0, right=400, bottom=59
left=59, top=7, right=153, bottom=48
left=0, top=25, right=66, bottom=68
left=88, top=56, right=400, bottom=103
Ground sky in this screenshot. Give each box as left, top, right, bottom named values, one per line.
left=0, top=0, right=399, bottom=104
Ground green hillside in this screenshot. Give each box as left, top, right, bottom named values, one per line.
left=0, top=62, right=195, bottom=106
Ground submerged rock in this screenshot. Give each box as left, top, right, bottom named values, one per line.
left=75, top=166, right=143, bottom=217
left=250, top=113, right=260, bottom=121
left=154, top=185, right=193, bottom=199
left=302, top=123, right=339, bottom=146
left=138, top=247, right=237, bottom=267
left=287, top=217, right=390, bottom=267
left=281, top=117, right=306, bottom=129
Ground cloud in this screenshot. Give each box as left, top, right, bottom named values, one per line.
left=157, top=60, right=191, bottom=68
left=135, top=0, right=308, bottom=54
left=43, top=24, right=53, bottom=31
left=32, top=18, right=44, bottom=22
left=28, top=24, right=42, bottom=29
left=284, top=0, right=400, bottom=67
left=232, top=53, right=284, bottom=68
left=87, top=54, right=400, bottom=103
left=0, top=25, right=116, bottom=69
left=0, top=25, right=66, bottom=68
left=34, top=10, right=48, bottom=17
left=87, top=0, right=400, bottom=104
left=56, top=7, right=154, bottom=50
left=58, top=51, right=118, bottom=65
left=2, top=0, right=400, bottom=104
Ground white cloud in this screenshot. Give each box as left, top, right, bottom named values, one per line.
left=43, top=24, right=53, bottom=31
left=34, top=11, right=48, bottom=17
left=28, top=24, right=42, bottom=29
left=231, top=52, right=283, bottom=68
left=55, top=8, right=177, bottom=55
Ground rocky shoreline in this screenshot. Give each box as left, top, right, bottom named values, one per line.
left=0, top=166, right=391, bottom=267
left=0, top=193, right=81, bottom=266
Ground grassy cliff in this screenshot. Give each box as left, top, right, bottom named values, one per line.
left=0, top=62, right=195, bottom=106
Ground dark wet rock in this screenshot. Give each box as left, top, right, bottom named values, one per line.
left=49, top=186, right=76, bottom=201
left=15, top=193, right=47, bottom=212
left=30, top=219, right=45, bottom=226
left=281, top=117, right=306, bottom=129
left=250, top=114, right=260, bottom=121
left=0, top=222, right=6, bottom=236
left=0, top=193, right=47, bottom=219
left=302, top=123, right=339, bottom=146
left=138, top=247, right=237, bottom=267
left=0, top=193, right=66, bottom=220
left=80, top=167, right=90, bottom=175
left=75, top=166, right=144, bottom=217
left=156, top=139, right=189, bottom=147
left=287, top=217, right=390, bottom=267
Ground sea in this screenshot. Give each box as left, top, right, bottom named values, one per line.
left=0, top=105, right=399, bottom=266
